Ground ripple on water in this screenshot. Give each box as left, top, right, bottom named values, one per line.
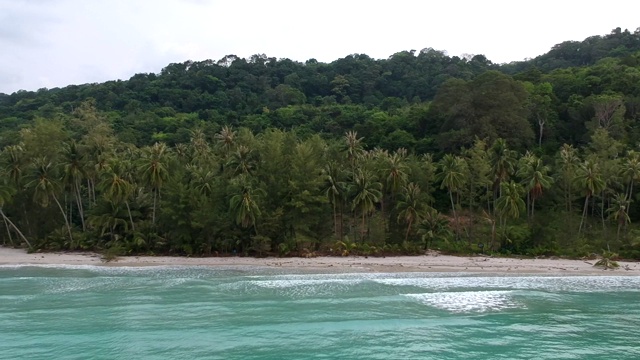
left=403, top=290, right=524, bottom=313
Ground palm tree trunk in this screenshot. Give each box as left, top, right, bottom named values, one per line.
left=52, top=194, right=74, bottom=248
left=449, top=189, right=459, bottom=240
left=1, top=209, right=31, bottom=249
left=125, top=201, right=135, bottom=232
left=361, top=210, right=366, bottom=243
left=486, top=185, right=492, bottom=214
left=332, top=198, right=337, bottom=237
left=466, top=206, right=473, bottom=246
left=538, top=119, right=544, bottom=147
left=490, top=219, right=496, bottom=251
left=22, top=205, right=33, bottom=238
left=75, top=179, right=85, bottom=231
left=351, top=209, right=356, bottom=243
left=405, top=218, right=413, bottom=242
left=338, top=201, right=344, bottom=241
left=88, top=179, right=93, bottom=205
left=607, top=221, right=622, bottom=252
left=578, top=195, right=589, bottom=236
left=152, top=189, right=157, bottom=225
left=531, top=198, right=536, bottom=218
left=67, top=194, right=72, bottom=225
left=468, top=183, right=475, bottom=245
left=380, top=196, right=387, bottom=234
left=91, top=178, right=97, bottom=205
left=2, top=214, right=13, bottom=246
left=601, top=192, right=606, bottom=238
left=500, top=215, right=507, bottom=249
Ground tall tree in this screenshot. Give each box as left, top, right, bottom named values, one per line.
left=61, top=141, right=87, bottom=231
left=396, top=182, right=424, bottom=242
left=517, top=153, right=553, bottom=219
left=0, top=180, right=31, bottom=248
left=494, top=180, right=526, bottom=249
left=620, top=150, right=640, bottom=201
left=417, top=208, right=452, bottom=250
left=556, top=144, right=580, bottom=214
left=488, top=138, right=517, bottom=202
left=138, top=142, right=170, bottom=225
left=462, top=139, right=492, bottom=242
left=215, top=125, right=236, bottom=161
left=27, top=158, right=74, bottom=247
left=437, top=154, right=467, bottom=240
left=99, top=159, right=136, bottom=232
left=229, top=179, right=263, bottom=231
left=525, top=82, right=556, bottom=147
left=350, top=169, right=382, bottom=242
left=574, top=160, right=606, bottom=236
left=607, top=193, right=630, bottom=249
left=344, top=131, right=364, bottom=172
left=323, top=161, right=346, bottom=239
left=227, top=145, right=256, bottom=176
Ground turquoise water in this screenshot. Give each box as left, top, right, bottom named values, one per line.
left=1, top=266, right=639, bottom=359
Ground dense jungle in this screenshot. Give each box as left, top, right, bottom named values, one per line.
left=1, top=27, right=640, bottom=259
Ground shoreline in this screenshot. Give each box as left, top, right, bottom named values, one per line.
left=1, top=247, right=639, bottom=275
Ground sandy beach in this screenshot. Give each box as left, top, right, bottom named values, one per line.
left=1, top=247, right=639, bottom=275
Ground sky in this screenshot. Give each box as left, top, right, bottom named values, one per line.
left=1, top=0, right=638, bottom=94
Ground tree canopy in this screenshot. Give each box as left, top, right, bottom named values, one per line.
left=2, top=27, right=640, bottom=259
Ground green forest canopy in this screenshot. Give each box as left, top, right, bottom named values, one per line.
left=1, top=27, right=640, bottom=259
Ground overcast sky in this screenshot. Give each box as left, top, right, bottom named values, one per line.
left=1, top=0, right=638, bottom=94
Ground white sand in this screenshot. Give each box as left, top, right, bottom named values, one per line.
left=1, top=247, right=639, bottom=275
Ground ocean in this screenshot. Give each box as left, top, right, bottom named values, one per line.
left=0, top=266, right=639, bottom=359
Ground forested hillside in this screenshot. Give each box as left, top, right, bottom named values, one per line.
left=1, top=28, right=640, bottom=259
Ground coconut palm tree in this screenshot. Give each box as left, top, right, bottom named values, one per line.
left=344, top=131, right=364, bottom=171
left=99, top=160, right=136, bottom=231
left=350, top=169, right=382, bottom=242
left=138, top=142, right=170, bottom=225
left=495, top=181, right=526, bottom=223
left=215, top=125, right=236, bottom=156
left=229, top=180, right=263, bottom=231
left=61, top=141, right=87, bottom=231
left=0, top=180, right=31, bottom=249
left=384, top=150, right=409, bottom=197
left=488, top=138, right=517, bottom=200
left=462, top=139, right=491, bottom=214
left=187, top=165, right=216, bottom=197
left=87, top=201, right=129, bottom=245
left=396, top=182, right=424, bottom=242
left=517, top=153, right=553, bottom=219
left=417, top=208, right=452, bottom=250
left=174, top=143, right=190, bottom=163
left=574, top=160, right=606, bottom=236
left=227, top=145, right=256, bottom=176
left=375, top=149, right=409, bottom=233
left=82, top=133, right=113, bottom=206
left=26, top=158, right=74, bottom=246
left=323, top=161, right=346, bottom=238
left=556, top=144, right=580, bottom=213
left=607, top=193, right=631, bottom=249
left=189, top=128, right=212, bottom=164
left=495, top=181, right=525, bottom=248
left=437, top=154, right=466, bottom=240
left=3, top=144, right=26, bottom=186
left=620, top=150, right=640, bottom=201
